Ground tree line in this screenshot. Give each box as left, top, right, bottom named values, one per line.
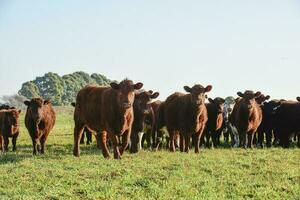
left=17, top=71, right=111, bottom=106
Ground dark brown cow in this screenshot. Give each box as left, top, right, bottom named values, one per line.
left=24, top=98, right=56, bottom=155
left=202, top=97, right=225, bottom=148
left=130, top=90, right=159, bottom=153
left=164, top=84, right=212, bottom=153
left=0, top=108, right=21, bottom=152
left=73, top=79, right=143, bottom=159
left=231, top=90, right=262, bottom=148
left=273, top=100, right=300, bottom=148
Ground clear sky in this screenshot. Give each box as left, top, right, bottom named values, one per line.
left=0, top=0, right=300, bottom=100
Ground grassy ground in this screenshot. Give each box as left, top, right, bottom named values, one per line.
left=0, top=108, right=299, bottom=200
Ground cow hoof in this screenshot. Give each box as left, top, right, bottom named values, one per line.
left=114, top=155, right=121, bottom=160
left=73, top=150, right=80, bottom=157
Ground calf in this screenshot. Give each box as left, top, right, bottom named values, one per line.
left=73, top=79, right=143, bottom=159
left=130, top=90, right=159, bottom=153
left=202, top=97, right=225, bottom=148
left=231, top=90, right=262, bottom=148
left=164, top=84, right=212, bottom=153
left=0, top=108, right=21, bottom=152
left=24, top=98, right=56, bottom=155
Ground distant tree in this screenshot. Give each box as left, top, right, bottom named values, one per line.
left=18, top=71, right=112, bottom=106
left=0, top=94, right=27, bottom=109
left=19, top=81, right=40, bottom=99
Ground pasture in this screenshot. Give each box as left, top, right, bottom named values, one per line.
left=0, top=107, right=299, bottom=200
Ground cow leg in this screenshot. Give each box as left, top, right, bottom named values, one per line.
left=138, top=132, right=144, bottom=152
left=168, top=129, right=176, bottom=152
left=73, top=122, right=84, bottom=157
left=144, top=129, right=150, bottom=149
left=194, top=131, right=202, bottom=154
left=266, top=130, right=272, bottom=148
left=80, top=132, right=85, bottom=144
left=107, top=132, right=121, bottom=159
left=12, top=133, right=18, bottom=152
left=204, top=130, right=210, bottom=148
left=99, top=131, right=110, bottom=159
left=3, top=136, right=9, bottom=152
left=239, top=131, right=247, bottom=149
left=32, top=137, right=39, bottom=155
left=40, top=134, right=48, bottom=154
left=86, top=131, right=92, bottom=145
left=120, top=130, right=131, bottom=156
left=211, top=131, right=218, bottom=148
left=184, top=133, right=191, bottom=153
left=151, top=128, right=157, bottom=149
left=179, top=133, right=185, bottom=152
left=247, top=133, right=254, bottom=149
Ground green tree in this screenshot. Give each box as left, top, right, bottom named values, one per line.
left=18, top=71, right=111, bottom=106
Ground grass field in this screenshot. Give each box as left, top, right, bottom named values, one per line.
left=0, top=107, right=299, bottom=200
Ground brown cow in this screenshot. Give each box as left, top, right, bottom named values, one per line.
left=130, top=90, right=159, bottom=153
left=24, top=98, right=56, bottom=155
left=0, top=108, right=21, bottom=152
left=164, top=84, right=212, bottom=153
left=231, top=90, right=262, bottom=148
left=202, top=97, right=225, bottom=148
left=73, top=79, right=143, bottom=159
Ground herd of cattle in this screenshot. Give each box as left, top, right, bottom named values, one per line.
left=0, top=79, right=299, bottom=159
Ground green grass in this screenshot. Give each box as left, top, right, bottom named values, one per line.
left=0, top=109, right=299, bottom=200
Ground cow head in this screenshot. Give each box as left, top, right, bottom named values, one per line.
left=255, top=94, right=270, bottom=105
left=134, top=90, right=159, bottom=115
left=4, top=109, right=21, bottom=134
left=297, top=97, right=300, bottom=102
left=237, top=90, right=261, bottom=109
left=184, top=84, right=212, bottom=106
left=110, top=79, right=143, bottom=110
left=208, top=97, right=225, bottom=114
left=24, top=98, right=50, bottom=125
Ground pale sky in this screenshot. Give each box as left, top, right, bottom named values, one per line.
left=0, top=1, right=300, bottom=100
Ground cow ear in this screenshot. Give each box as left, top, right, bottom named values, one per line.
left=265, top=95, right=270, bottom=101
left=151, top=92, right=159, bottom=99
left=110, top=82, right=120, bottom=90
left=237, top=92, right=243, bottom=97
left=297, top=97, right=300, bottom=102
left=208, top=98, right=214, bottom=104
left=205, top=85, right=212, bottom=92
left=255, top=91, right=261, bottom=97
left=134, top=82, right=143, bottom=90
left=44, top=100, right=51, bottom=105
left=184, top=86, right=192, bottom=93
left=24, top=101, right=31, bottom=106
left=220, top=98, right=225, bottom=104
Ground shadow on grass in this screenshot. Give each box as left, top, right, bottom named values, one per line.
left=0, top=143, right=105, bottom=164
